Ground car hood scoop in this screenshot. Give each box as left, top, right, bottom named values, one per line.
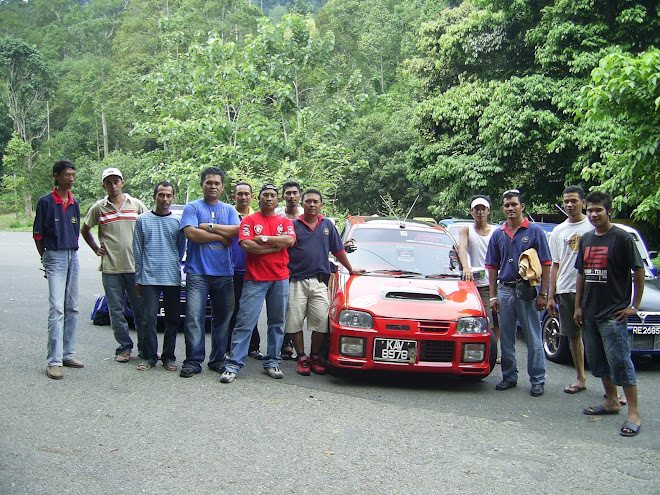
left=382, top=288, right=446, bottom=302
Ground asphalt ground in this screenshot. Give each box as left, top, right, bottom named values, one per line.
left=1, top=231, right=659, bottom=495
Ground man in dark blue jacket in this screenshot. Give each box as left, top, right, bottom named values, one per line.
left=33, top=160, right=83, bottom=380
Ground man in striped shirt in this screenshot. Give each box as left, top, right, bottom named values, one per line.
left=81, top=167, right=147, bottom=362
left=133, top=181, right=186, bottom=371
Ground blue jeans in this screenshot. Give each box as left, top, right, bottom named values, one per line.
left=42, top=249, right=79, bottom=366
left=140, top=285, right=180, bottom=365
left=183, top=274, right=234, bottom=372
left=583, top=317, right=637, bottom=387
left=497, top=284, right=546, bottom=385
left=225, top=279, right=289, bottom=374
left=102, top=272, right=145, bottom=355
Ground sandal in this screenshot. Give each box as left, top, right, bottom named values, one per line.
left=162, top=361, right=177, bottom=371
left=137, top=361, right=153, bottom=371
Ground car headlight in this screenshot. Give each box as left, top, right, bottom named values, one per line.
left=338, top=310, right=373, bottom=329
left=462, top=343, right=486, bottom=362
left=456, top=317, right=488, bottom=334
left=340, top=336, right=366, bottom=357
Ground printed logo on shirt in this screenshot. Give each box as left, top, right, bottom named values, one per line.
left=286, top=225, right=294, bottom=235
left=564, top=234, right=580, bottom=251
left=254, top=224, right=263, bottom=235
left=242, top=224, right=251, bottom=237
left=584, top=246, right=608, bottom=283
left=71, top=217, right=78, bottom=224
left=522, top=236, right=530, bottom=243
left=323, top=228, right=329, bottom=236
left=277, top=224, right=284, bottom=235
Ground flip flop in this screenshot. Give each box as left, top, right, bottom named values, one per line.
left=620, top=421, right=641, bottom=437
left=162, top=361, right=178, bottom=371
left=137, top=362, right=153, bottom=371
left=565, top=384, right=587, bottom=394
left=583, top=405, right=620, bottom=415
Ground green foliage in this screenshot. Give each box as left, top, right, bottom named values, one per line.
left=0, top=133, right=31, bottom=216
left=136, top=14, right=360, bottom=203
left=578, top=47, right=660, bottom=223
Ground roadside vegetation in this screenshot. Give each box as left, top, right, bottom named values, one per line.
left=0, top=0, right=658, bottom=235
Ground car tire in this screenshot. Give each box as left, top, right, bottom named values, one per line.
left=542, top=312, right=572, bottom=363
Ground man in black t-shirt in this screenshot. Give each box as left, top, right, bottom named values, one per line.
left=574, top=192, right=644, bottom=437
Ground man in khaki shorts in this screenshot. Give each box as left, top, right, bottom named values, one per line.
left=547, top=186, right=593, bottom=393
left=285, top=189, right=359, bottom=376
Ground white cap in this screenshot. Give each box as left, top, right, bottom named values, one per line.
left=470, top=197, right=490, bottom=210
left=101, top=167, right=123, bottom=181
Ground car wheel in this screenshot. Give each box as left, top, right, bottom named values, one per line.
left=542, top=312, right=571, bottom=363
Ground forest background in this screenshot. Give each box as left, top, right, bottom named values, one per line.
left=0, top=0, right=658, bottom=244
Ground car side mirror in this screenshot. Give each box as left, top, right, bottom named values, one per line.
left=471, top=268, right=486, bottom=281
left=649, top=250, right=657, bottom=259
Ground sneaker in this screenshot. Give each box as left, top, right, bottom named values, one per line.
left=265, top=366, right=284, bottom=379
left=310, top=354, right=327, bottom=375
left=46, top=366, right=63, bottom=380
left=63, top=358, right=84, bottom=368
left=297, top=355, right=311, bottom=376
left=220, top=371, right=237, bottom=383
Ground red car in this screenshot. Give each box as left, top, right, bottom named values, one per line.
left=328, top=216, right=496, bottom=378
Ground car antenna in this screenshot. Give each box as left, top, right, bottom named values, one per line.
left=555, top=203, right=568, bottom=217
left=379, top=194, right=420, bottom=228
left=380, top=194, right=402, bottom=226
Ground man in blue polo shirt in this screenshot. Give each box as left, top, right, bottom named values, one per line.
left=34, top=160, right=83, bottom=380
left=485, top=189, right=551, bottom=397
left=285, top=189, right=359, bottom=376
left=179, top=167, right=240, bottom=378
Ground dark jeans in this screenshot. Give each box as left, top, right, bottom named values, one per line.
left=140, top=285, right=180, bottom=365
left=228, top=274, right=261, bottom=352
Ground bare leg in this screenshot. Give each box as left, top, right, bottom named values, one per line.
left=290, top=331, right=305, bottom=356
left=310, top=331, right=325, bottom=355
left=569, top=334, right=586, bottom=388
left=601, top=377, right=623, bottom=412
left=622, top=384, right=640, bottom=427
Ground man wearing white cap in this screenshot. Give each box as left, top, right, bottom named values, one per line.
left=457, top=195, right=499, bottom=361
left=81, top=167, right=147, bottom=362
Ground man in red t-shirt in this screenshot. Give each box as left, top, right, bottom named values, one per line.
left=221, top=183, right=296, bottom=383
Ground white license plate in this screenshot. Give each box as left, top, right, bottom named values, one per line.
left=373, top=339, right=417, bottom=363
left=631, top=326, right=660, bottom=335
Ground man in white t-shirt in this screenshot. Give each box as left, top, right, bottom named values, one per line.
left=457, top=195, right=498, bottom=358
left=547, top=186, right=593, bottom=394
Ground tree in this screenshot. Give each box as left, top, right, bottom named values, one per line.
left=0, top=37, right=52, bottom=216
left=0, top=133, right=32, bottom=217
left=578, top=48, right=660, bottom=224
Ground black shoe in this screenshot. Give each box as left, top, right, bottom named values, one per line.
left=530, top=383, right=544, bottom=397
left=248, top=349, right=264, bottom=360
left=495, top=379, right=517, bottom=391
left=180, top=367, right=196, bottom=378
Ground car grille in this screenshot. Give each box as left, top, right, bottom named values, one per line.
left=629, top=334, right=658, bottom=350
left=419, top=341, right=455, bottom=362
left=628, top=313, right=660, bottom=324
left=418, top=320, right=451, bottom=333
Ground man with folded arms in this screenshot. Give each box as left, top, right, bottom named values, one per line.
left=221, top=183, right=296, bottom=383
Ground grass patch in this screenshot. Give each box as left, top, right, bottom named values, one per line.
left=0, top=213, right=33, bottom=231
left=653, top=256, right=660, bottom=272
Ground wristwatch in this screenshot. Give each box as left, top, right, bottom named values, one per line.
left=208, top=223, right=214, bottom=232
left=539, top=292, right=548, bottom=298
left=261, top=235, right=268, bottom=244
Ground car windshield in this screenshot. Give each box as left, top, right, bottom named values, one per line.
left=344, top=228, right=459, bottom=277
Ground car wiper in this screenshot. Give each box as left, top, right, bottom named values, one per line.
left=425, top=273, right=462, bottom=279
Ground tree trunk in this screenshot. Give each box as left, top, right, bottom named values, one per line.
left=101, top=105, right=109, bottom=159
